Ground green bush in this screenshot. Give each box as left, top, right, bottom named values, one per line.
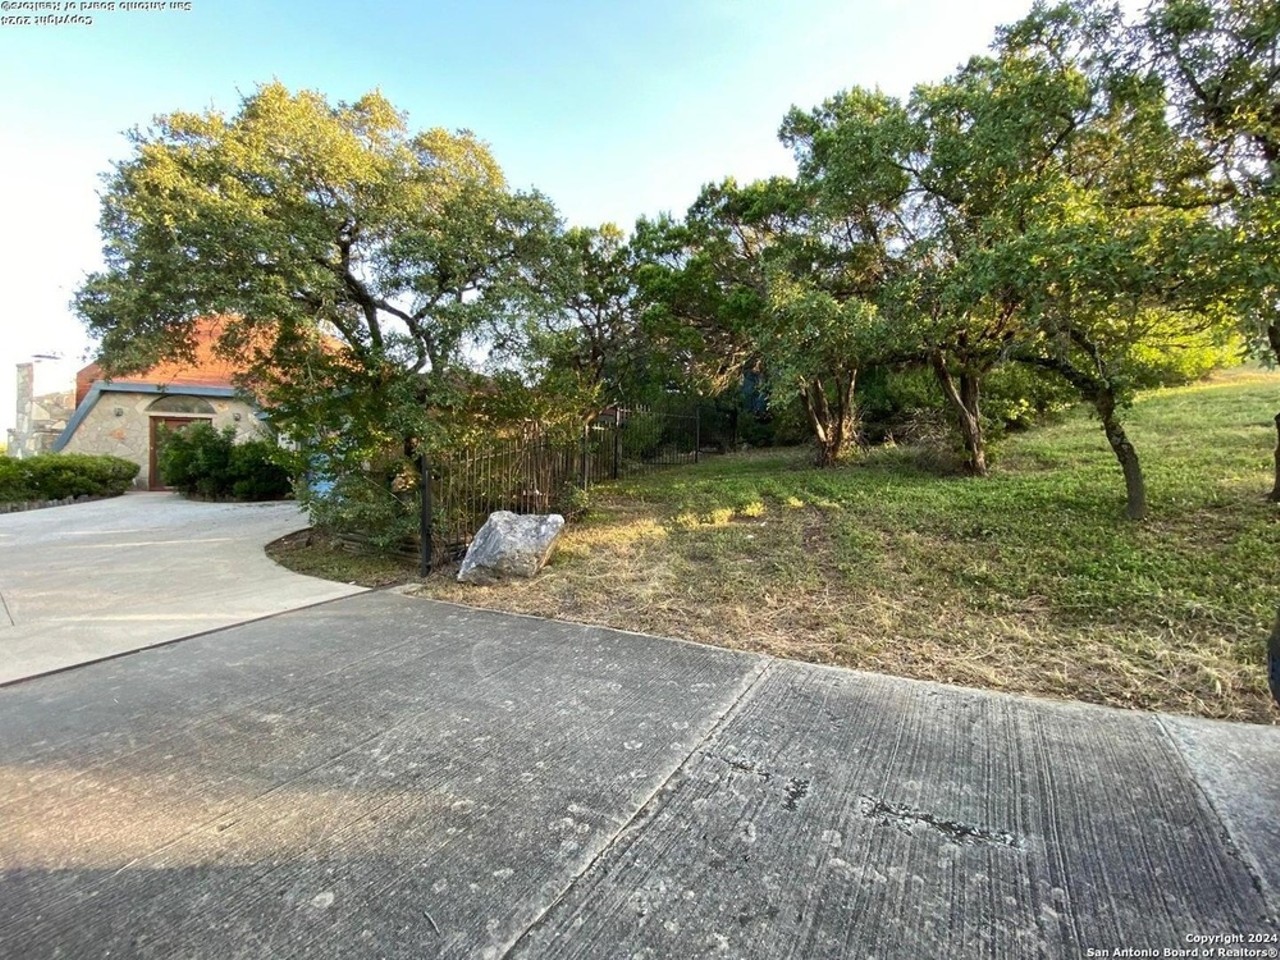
left=0, top=453, right=139, bottom=502
left=305, top=466, right=419, bottom=552
left=551, top=482, right=592, bottom=521
left=157, top=423, right=291, bottom=501
left=0, top=458, right=35, bottom=500
left=617, top=413, right=665, bottom=461
left=856, top=362, right=1078, bottom=447
left=982, top=363, right=1078, bottom=430
left=1125, top=330, right=1243, bottom=390
left=229, top=440, right=293, bottom=500
left=157, top=423, right=230, bottom=496
left=735, top=394, right=810, bottom=448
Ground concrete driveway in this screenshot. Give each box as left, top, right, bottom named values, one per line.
left=0, top=493, right=364, bottom=683
left=1, top=590, right=1275, bottom=959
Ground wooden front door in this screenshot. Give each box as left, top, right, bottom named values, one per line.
left=149, top=416, right=212, bottom=490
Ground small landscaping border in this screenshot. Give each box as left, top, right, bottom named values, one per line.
left=0, top=493, right=121, bottom=515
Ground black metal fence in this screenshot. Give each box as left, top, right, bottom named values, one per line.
left=420, top=403, right=727, bottom=572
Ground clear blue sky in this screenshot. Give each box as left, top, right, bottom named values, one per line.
left=1, top=0, right=1050, bottom=431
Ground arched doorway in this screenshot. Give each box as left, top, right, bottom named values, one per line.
left=146, top=395, right=216, bottom=490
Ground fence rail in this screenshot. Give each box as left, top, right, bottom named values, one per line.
left=421, top=403, right=728, bottom=572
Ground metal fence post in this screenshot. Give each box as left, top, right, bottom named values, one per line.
left=612, top=407, right=621, bottom=481
left=694, top=405, right=701, bottom=464
left=580, top=423, right=589, bottom=489
left=419, top=450, right=433, bottom=578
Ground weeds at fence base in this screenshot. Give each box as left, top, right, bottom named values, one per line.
left=424, top=404, right=722, bottom=569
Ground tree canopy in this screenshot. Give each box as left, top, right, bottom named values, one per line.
left=632, top=0, right=1252, bottom=515
left=1145, top=0, right=1280, bottom=496
left=77, top=0, right=1278, bottom=525
left=76, top=81, right=559, bottom=461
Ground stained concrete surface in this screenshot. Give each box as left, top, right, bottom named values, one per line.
left=0, top=493, right=364, bottom=683
left=1, top=591, right=1276, bottom=959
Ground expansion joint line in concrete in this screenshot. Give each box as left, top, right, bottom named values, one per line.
left=0, top=591, right=13, bottom=628
left=498, top=656, right=775, bottom=959
left=1153, top=715, right=1278, bottom=925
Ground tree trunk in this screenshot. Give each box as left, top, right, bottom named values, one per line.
left=1268, top=606, right=1280, bottom=708
left=1270, top=410, right=1280, bottom=503
left=801, top=372, right=858, bottom=467
left=1268, top=323, right=1280, bottom=502
left=931, top=352, right=987, bottom=476
left=958, top=370, right=987, bottom=477
left=1096, top=390, right=1147, bottom=521
left=801, top=382, right=834, bottom=467
left=1014, top=343, right=1146, bottom=518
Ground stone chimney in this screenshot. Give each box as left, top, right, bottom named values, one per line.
left=11, top=363, right=34, bottom=458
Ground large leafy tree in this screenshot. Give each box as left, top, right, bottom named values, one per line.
left=994, top=0, right=1233, bottom=520
left=75, top=82, right=559, bottom=470
left=502, top=223, right=682, bottom=422
left=637, top=175, right=896, bottom=466
left=775, top=91, right=911, bottom=464
left=777, top=0, right=1235, bottom=513
left=783, top=74, right=1037, bottom=476
left=780, top=15, right=1159, bottom=478
left=1145, top=0, right=1280, bottom=498
left=631, top=201, right=763, bottom=403
left=1012, top=211, right=1233, bottom=520
left=901, top=43, right=1102, bottom=478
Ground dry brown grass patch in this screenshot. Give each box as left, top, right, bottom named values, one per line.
left=413, top=492, right=1276, bottom=724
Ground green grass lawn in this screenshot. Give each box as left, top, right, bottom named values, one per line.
left=415, top=366, right=1279, bottom=724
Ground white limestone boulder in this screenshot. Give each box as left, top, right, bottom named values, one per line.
left=457, top=511, right=565, bottom=584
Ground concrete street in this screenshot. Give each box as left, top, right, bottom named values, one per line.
left=0, top=493, right=364, bottom=683
left=1, top=587, right=1276, bottom=959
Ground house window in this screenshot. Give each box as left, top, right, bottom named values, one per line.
left=146, top=395, right=216, bottom=415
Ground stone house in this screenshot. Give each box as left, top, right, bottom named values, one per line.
left=27, top=320, right=267, bottom=490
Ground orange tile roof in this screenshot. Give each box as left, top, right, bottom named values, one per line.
left=76, top=317, right=248, bottom=406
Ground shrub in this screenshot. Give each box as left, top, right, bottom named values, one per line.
left=0, top=458, right=35, bottom=500
left=551, top=482, right=592, bottom=521
left=1126, top=329, right=1243, bottom=389
left=617, top=413, right=665, bottom=461
left=157, top=423, right=230, bottom=496
left=982, top=364, right=1077, bottom=431
left=157, top=423, right=291, bottom=501
left=0, top=453, right=139, bottom=501
left=229, top=440, right=293, bottom=500
left=305, top=465, right=419, bottom=552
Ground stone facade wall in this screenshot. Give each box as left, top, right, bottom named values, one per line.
left=61, top=392, right=265, bottom=488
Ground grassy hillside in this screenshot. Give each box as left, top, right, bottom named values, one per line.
left=420, top=367, right=1280, bottom=723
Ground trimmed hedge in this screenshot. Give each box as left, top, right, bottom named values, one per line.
left=0, top=453, right=140, bottom=502
left=157, top=422, right=292, bottom=501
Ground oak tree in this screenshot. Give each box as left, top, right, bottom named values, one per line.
left=75, top=82, right=559, bottom=475
left=1145, top=0, right=1280, bottom=497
